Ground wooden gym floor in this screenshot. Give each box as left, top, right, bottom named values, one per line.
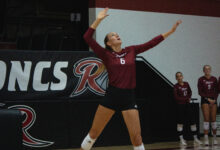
left=55, top=137, right=220, bottom=150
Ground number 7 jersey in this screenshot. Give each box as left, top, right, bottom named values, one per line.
left=197, top=76, right=218, bottom=100
left=84, top=27, right=164, bottom=89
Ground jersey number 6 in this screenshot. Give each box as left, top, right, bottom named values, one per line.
left=120, top=58, right=126, bottom=65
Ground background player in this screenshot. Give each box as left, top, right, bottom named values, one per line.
left=198, top=65, right=218, bottom=146
left=174, top=72, right=202, bottom=146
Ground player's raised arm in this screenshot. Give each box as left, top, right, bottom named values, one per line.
left=162, top=20, right=182, bottom=39
left=131, top=20, right=182, bottom=55
left=91, top=8, right=109, bottom=29
left=83, top=8, right=109, bottom=59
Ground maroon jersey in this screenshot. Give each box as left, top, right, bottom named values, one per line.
left=83, top=28, right=164, bottom=89
left=174, top=82, right=192, bottom=104
left=197, top=76, right=218, bottom=100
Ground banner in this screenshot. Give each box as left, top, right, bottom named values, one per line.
left=0, top=50, right=108, bottom=101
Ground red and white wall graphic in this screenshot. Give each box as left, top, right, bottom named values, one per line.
left=8, top=105, right=54, bottom=148
left=70, top=57, right=108, bottom=97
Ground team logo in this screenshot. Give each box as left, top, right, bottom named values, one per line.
left=70, top=57, right=108, bottom=97
left=8, top=105, right=54, bottom=148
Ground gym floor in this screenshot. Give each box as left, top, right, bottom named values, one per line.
left=55, top=137, right=220, bottom=150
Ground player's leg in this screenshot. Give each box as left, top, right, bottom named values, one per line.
left=187, top=104, right=202, bottom=145
left=201, top=103, right=210, bottom=146
left=80, top=105, right=115, bottom=150
left=210, top=103, right=217, bottom=145
left=177, top=104, right=187, bottom=146
left=122, top=109, right=145, bottom=150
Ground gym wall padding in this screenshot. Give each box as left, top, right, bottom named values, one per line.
left=0, top=109, right=23, bottom=150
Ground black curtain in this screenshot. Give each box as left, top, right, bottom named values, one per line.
left=0, top=0, right=6, bottom=34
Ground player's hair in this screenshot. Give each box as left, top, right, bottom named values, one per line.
left=94, top=33, right=113, bottom=76
left=94, top=62, right=106, bottom=76
left=104, top=34, right=113, bottom=51
left=175, top=72, right=182, bottom=78
left=203, top=65, right=211, bottom=71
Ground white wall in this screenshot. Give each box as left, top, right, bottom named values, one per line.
left=89, top=8, right=220, bottom=103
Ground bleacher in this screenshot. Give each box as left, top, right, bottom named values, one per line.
left=0, top=0, right=89, bottom=51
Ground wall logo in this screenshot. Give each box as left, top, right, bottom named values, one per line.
left=70, top=57, right=108, bottom=97
left=8, top=105, right=54, bottom=148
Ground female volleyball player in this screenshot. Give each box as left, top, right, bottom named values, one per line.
left=198, top=65, right=218, bottom=146
left=80, top=8, right=182, bottom=150
left=174, top=72, right=202, bottom=146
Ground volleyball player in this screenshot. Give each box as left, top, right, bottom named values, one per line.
left=198, top=65, right=218, bottom=146
left=174, top=72, right=202, bottom=146
left=80, top=8, right=182, bottom=150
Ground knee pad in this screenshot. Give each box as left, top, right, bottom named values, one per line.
left=211, top=122, right=217, bottom=130
left=204, top=122, right=210, bottom=130
left=134, top=143, right=145, bottom=150
left=177, top=124, right=183, bottom=132
left=81, top=134, right=96, bottom=150
left=190, top=124, right=197, bottom=132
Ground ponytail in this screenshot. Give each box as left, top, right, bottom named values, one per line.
left=94, top=33, right=113, bottom=75
left=94, top=63, right=106, bottom=76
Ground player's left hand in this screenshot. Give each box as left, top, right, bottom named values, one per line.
left=171, top=20, right=182, bottom=32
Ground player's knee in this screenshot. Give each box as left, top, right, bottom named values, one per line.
left=177, top=124, right=183, bottom=132
left=190, top=124, right=197, bottom=132
left=132, top=133, right=143, bottom=146
left=203, top=122, right=210, bottom=130
left=211, top=122, right=217, bottom=130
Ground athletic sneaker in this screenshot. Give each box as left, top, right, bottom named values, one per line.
left=180, top=139, right=187, bottom=146
left=204, top=138, right=209, bottom=146
left=194, top=138, right=202, bottom=145
left=213, top=138, right=218, bottom=145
